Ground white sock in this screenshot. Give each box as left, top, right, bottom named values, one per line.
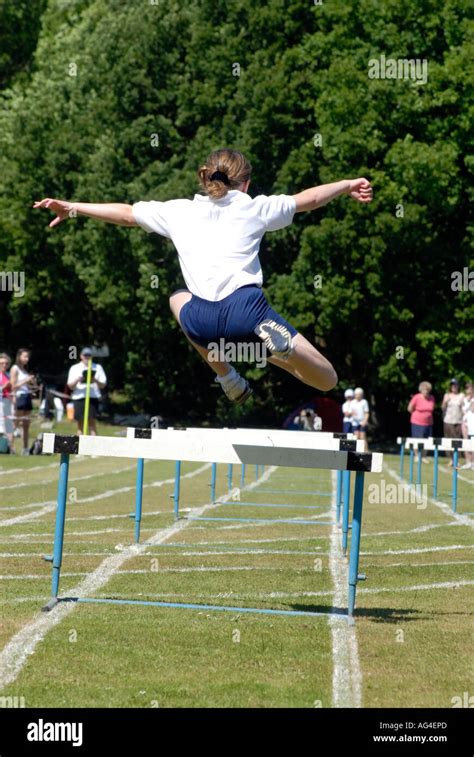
left=215, top=365, right=238, bottom=385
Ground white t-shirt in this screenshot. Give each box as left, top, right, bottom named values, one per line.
left=466, top=409, right=474, bottom=436
left=342, top=400, right=353, bottom=422
left=350, top=398, right=369, bottom=425
left=67, top=362, right=107, bottom=400
left=132, top=190, right=296, bottom=301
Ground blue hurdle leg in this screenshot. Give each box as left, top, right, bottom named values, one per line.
left=43, top=453, right=70, bottom=611
left=227, top=463, right=233, bottom=492
left=336, top=470, right=342, bottom=523
left=409, top=447, right=414, bottom=484
left=173, top=460, right=181, bottom=519
left=417, top=447, right=422, bottom=486
left=255, top=464, right=259, bottom=480
left=134, top=458, right=144, bottom=543
left=240, top=464, right=246, bottom=487
left=210, top=462, right=217, bottom=503
left=433, top=446, right=439, bottom=498
left=348, top=471, right=365, bottom=621
left=399, top=443, right=405, bottom=480
left=452, top=448, right=458, bottom=512
left=341, top=470, right=351, bottom=554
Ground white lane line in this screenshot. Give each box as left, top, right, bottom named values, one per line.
left=439, top=465, right=473, bottom=485
left=328, top=470, right=362, bottom=709
left=383, top=463, right=473, bottom=527
left=363, top=522, right=465, bottom=537
left=0, top=464, right=276, bottom=690
left=361, top=544, right=471, bottom=556
left=0, top=463, right=138, bottom=491
left=5, top=578, right=471, bottom=607
left=0, top=460, right=85, bottom=476
left=0, top=464, right=209, bottom=525
left=363, top=560, right=474, bottom=568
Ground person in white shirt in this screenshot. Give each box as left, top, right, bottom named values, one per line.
left=464, top=398, right=474, bottom=469
left=342, top=388, right=354, bottom=433
left=461, top=383, right=473, bottom=469
left=350, top=387, right=370, bottom=451
left=34, top=148, right=373, bottom=405
left=67, top=348, right=107, bottom=435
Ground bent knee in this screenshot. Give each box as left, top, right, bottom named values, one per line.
left=319, top=366, right=338, bottom=392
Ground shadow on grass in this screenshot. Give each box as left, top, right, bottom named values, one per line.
left=290, top=603, right=425, bottom=623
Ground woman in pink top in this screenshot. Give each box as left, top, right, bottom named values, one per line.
left=408, top=381, right=435, bottom=441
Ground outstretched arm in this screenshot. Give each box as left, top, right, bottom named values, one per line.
left=293, top=178, right=373, bottom=212
left=33, top=199, right=136, bottom=228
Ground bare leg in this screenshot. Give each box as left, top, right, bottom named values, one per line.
left=17, top=410, right=30, bottom=450
left=169, top=290, right=231, bottom=377
left=267, top=333, right=337, bottom=392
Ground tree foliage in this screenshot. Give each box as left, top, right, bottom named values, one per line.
left=0, top=0, right=472, bottom=430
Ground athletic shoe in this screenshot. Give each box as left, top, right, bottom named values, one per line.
left=215, top=372, right=253, bottom=405
left=460, top=462, right=472, bottom=470
left=254, top=320, right=294, bottom=359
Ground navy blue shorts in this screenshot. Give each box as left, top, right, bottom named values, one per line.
left=179, top=285, right=298, bottom=349
left=411, top=423, right=432, bottom=438
left=342, top=421, right=353, bottom=434
left=352, top=423, right=368, bottom=433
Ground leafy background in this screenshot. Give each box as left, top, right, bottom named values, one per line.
left=0, top=0, right=472, bottom=434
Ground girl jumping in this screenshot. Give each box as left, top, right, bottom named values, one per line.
left=34, top=148, right=373, bottom=404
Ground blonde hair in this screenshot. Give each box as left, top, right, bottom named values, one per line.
left=198, top=148, right=252, bottom=200
left=418, top=381, right=432, bottom=393
left=0, top=353, right=11, bottom=369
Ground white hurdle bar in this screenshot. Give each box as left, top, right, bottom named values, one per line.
left=41, top=429, right=383, bottom=622
left=397, top=436, right=473, bottom=510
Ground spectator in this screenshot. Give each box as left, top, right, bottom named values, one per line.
left=461, top=381, right=473, bottom=469
left=407, top=381, right=435, bottom=462
left=313, top=412, right=322, bottom=431
left=350, top=387, right=369, bottom=451
left=294, top=408, right=315, bottom=431
left=67, top=347, right=107, bottom=435
left=342, top=388, right=354, bottom=433
left=441, top=378, right=464, bottom=465
left=10, top=348, right=38, bottom=455
left=0, top=353, right=14, bottom=452
left=462, top=396, right=474, bottom=470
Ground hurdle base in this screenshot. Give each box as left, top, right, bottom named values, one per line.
left=42, top=597, right=59, bottom=612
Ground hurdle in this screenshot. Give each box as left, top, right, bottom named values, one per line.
left=180, top=428, right=359, bottom=542
left=397, top=436, right=473, bottom=512
left=41, top=428, right=383, bottom=621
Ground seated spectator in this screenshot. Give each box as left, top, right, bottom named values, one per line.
left=293, top=408, right=316, bottom=431
left=342, top=389, right=354, bottom=433
left=313, top=412, right=322, bottom=431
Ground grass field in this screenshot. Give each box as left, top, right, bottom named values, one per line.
left=0, top=420, right=472, bottom=708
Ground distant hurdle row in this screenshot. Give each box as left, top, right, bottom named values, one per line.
left=41, top=428, right=383, bottom=622
left=397, top=436, right=473, bottom=512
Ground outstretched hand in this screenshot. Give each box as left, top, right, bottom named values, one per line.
left=347, top=178, right=373, bottom=203
left=32, top=198, right=74, bottom=228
